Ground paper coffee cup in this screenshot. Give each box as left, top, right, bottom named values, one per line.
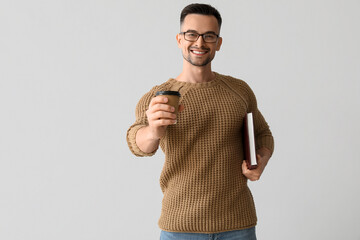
left=155, top=91, right=181, bottom=115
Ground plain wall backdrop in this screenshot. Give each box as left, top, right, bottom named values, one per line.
left=1, top=0, right=359, bottom=239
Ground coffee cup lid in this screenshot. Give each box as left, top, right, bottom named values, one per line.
left=155, top=91, right=181, bottom=97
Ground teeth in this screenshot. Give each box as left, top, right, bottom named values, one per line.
left=192, top=50, right=205, bottom=54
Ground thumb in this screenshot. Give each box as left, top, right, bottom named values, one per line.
left=242, top=160, right=248, bottom=172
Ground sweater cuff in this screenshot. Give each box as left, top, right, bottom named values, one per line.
left=256, top=135, right=274, bottom=156
left=127, top=124, right=158, bottom=157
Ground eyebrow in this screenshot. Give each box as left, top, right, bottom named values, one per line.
left=185, top=29, right=218, bottom=35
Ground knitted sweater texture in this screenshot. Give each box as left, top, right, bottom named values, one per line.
left=127, top=72, right=274, bottom=233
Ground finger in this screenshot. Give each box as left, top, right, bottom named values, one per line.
left=149, top=96, right=168, bottom=107
left=149, top=111, right=176, bottom=121
left=151, top=118, right=177, bottom=127
left=148, top=96, right=175, bottom=112
left=242, top=160, right=249, bottom=173
left=148, top=104, right=175, bottom=116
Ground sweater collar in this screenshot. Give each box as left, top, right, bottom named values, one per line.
left=167, top=72, right=220, bottom=89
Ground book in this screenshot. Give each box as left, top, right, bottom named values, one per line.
left=243, top=113, right=257, bottom=170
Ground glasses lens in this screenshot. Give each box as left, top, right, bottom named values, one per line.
left=203, top=34, right=217, bottom=43
left=184, top=32, right=199, bottom=41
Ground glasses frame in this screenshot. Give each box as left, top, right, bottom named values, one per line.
left=180, top=31, right=219, bottom=43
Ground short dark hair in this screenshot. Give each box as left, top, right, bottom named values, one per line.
left=180, top=3, right=222, bottom=31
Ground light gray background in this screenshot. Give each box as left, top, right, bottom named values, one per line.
left=1, top=0, right=359, bottom=239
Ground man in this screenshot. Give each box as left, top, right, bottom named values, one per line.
left=127, top=3, right=274, bottom=240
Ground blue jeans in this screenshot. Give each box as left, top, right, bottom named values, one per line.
left=160, top=227, right=256, bottom=240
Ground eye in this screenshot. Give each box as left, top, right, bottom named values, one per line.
left=186, top=33, right=198, bottom=38
left=204, top=34, right=216, bottom=41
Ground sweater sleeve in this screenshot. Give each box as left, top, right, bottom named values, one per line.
left=244, top=82, right=275, bottom=155
left=126, top=88, right=158, bottom=157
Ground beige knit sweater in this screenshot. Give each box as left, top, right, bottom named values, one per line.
left=127, top=72, right=274, bottom=233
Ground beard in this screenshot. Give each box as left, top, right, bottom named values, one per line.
left=182, top=47, right=214, bottom=67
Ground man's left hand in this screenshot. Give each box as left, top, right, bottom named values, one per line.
left=241, top=147, right=272, bottom=181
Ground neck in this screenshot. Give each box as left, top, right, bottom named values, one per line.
left=176, top=61, right=215, bottom=83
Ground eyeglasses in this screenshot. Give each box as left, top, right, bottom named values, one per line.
left=180, top=31, right=219, bottom=43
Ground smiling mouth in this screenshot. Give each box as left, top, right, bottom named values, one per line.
left=190, top=49, right=209, bottom=56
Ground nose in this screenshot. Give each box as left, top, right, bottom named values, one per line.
left=194, top=35, right=206, bottom=47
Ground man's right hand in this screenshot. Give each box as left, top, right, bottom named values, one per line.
left=135, top=96, right=184, bottom=154
left=146, top=96, right=178, bottom=140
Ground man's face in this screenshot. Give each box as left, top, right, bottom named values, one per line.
left=177, top=14, right=222, bottom=67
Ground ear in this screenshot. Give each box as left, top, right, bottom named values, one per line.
left=216, top=37, right=223, bottom=51
left=176, top=33, right=182, bottom=48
